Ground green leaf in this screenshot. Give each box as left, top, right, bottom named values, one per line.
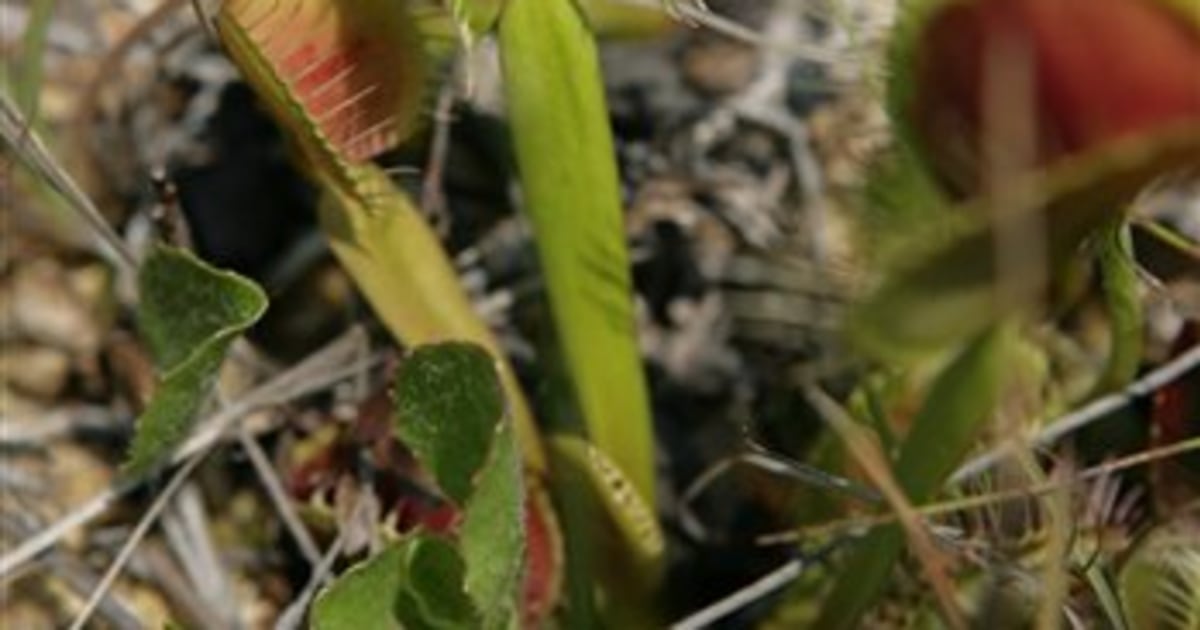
left=124, top=245, right=267, bottom=474
left=392, top=342, right=527, bottom=628
left=499, top=0, right=658, bottom=533
left=312, top=544, right=406, bottom=630
left=393, top=342, right=505, bottom=504
left=313, top=536, right=481, bottom=630
left=398, top=536, right=480, bottom=629
left=460, top=422, right=525, bottom=628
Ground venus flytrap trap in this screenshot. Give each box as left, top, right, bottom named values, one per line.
left=855, top=0, right=1200, bottom=364
left=1119, top=524, right=1200, bottom=629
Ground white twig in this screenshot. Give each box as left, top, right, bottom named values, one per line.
left=670, top=559, right=804, bottom=630
left=238, top=425, right=323, bottom=566
left=952, top=344, right=1200, bottom=482
left=275, top=535, right=345, bottom=630
left=68, top=446, right=209, bottom=630
left=162, top=484, right=238, bottom=626
left=0, top=482, right=127, bottom=578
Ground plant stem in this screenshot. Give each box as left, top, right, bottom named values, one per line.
left=318, top=176, right=547, bottom=473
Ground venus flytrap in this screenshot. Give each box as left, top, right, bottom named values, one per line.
left=216, top=0, right=672, bottom=621
left=857, top=0, right=1200, bottom=365
left=215, top=0, right=564, bottom=619
left=216, top=0, right=547, bottom=471
left=824, top=0, right=1200, bottom=625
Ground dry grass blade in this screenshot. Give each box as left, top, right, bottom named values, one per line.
left=275, top=535, right=345, bottom=630
left=678, top=447, right=879, bottom=542
left=238, top=425, right=323, bottom=567
left=160, top=484, right=238, bottom=623
left=804, top=384, right=967, bottom=629
left=1, top=92, right=137, bottom=276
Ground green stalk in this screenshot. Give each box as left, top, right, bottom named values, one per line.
left=497, top=0, right=656, bottom=512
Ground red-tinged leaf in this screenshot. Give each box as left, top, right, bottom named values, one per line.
left=521, top=486, right=563, bottom=628
left=218, top=0, right=427, bottom=166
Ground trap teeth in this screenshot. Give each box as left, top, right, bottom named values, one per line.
left=219, top=0, right=428, bottom=165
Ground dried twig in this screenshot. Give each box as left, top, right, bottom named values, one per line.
left=238, top=425, right=323, bottom=566
left=670, top=539, right=843, bottom=630
left=804, top=384, right=967, bottom=629
left=67, top=448, right=209, bottom=629
left=670, top=558, right=804, bottom=630
left=275, top=536, right=345, bottom=630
